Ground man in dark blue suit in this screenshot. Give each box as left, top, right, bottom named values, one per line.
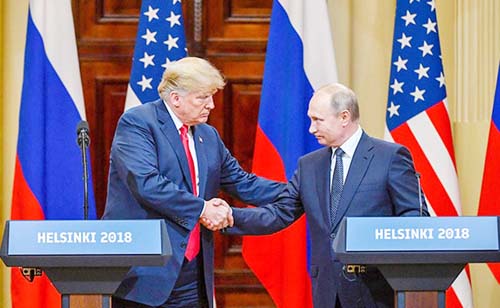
left=103, top=57, right=284, bottom=307
left=226, top=83, right=429, bottom=308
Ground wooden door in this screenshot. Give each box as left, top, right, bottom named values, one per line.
left=74, top=0, right=274, bottom=307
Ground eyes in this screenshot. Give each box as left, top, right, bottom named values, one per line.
left=190, top=94, right=213, bottom=108
left=309, top=116, right=324, bottom=122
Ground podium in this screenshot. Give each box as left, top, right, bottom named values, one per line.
left=1, top=220, right=172, bottom=308
left=333, top=216, right=500, bottom=308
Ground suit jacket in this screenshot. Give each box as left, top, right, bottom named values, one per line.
left=102, top=99, right=284, bottom=307
left=228, top=132, right=428, bottom=308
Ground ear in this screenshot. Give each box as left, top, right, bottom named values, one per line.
left=170, top=91, right=181, bottom=107
left=340, top=110, right=351, bottom=122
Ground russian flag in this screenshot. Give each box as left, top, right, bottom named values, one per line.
left=11, top=1, right=96, bottom=307
left=478, top=63, right=500, bottom=283
left=242, top=0, right=337, bottom=307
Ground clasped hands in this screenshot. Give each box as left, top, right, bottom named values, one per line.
left=200, top=198, right=233, bottom=231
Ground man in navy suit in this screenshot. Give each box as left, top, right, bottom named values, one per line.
left=225, top=83, right=429, bottom=308
left=103, top=57, right=284, bottom=307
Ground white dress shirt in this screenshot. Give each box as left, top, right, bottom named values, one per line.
left=330, top=125, right=363, bottom=189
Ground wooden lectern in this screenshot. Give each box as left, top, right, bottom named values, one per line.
left=333, top=216, right=500, bottom=308
left=1, top=220, right=171, bottom=308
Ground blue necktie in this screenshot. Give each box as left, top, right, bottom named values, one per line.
left=330, top=148, right=344, bottom=226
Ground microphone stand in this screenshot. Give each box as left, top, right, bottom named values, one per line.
left=415, top=172, right=423, bottom=216
left=77, top=121, right=90, bottom=220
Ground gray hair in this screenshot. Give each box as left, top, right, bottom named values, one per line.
left=316, top=83, right=360, bottom=121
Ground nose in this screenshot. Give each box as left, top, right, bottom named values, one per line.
left=309, top=121, right=316, bottom=134
left=206, top=97, right=215, bottom=109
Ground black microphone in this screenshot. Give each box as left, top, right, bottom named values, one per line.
left=76, top=120, right=90, bottom=220
left=415, top=172, right=423, bottom=216
left=76, top=120, right=90, bottom=147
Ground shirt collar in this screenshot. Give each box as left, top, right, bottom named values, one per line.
left=332, top=125, right=363, bottom=158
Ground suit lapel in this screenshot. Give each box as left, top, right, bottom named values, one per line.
left=331, top=132, right=374, bottom=231
left=155, top=100, right=195, bottom=194
left=193, top=127, right=208, bottom=197
left=314, top=148, right=333, bottom=228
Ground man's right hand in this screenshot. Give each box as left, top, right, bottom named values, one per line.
left=200, top=198, right=233, bottom=231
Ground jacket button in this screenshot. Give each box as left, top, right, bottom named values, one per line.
left=330, top=233, right=336, bottom=239
left=180, top=243, right=187, bottom=248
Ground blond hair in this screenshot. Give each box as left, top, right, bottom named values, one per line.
left=158, top=57, right=225, bottom=99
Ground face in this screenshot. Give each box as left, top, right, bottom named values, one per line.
left=170, top=90, right=216, bottom=126
left=307, top=92, right=349, bottom=147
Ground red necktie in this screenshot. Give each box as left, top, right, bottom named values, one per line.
left=180, top=124, right=200, bottom=261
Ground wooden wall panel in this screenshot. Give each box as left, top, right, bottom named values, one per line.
left=229, top=0, right=273, bottom=18
left=75, top=0, right=274, bottom=306
left=102, top=0, right=142, bottom=17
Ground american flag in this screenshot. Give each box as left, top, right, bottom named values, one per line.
left=384, top=0, right=473, bottom=307
left=125, top=0, right=187, bottom=110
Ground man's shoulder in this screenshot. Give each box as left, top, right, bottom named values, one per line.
left=117, top=100, right=156, bottom=123
left=123, top=99, right=161, bottom=115
left=118, top=100, right=165, bottom=128
left=361, top=134, right=412, bottom=162
left=300, top=147, right=330, bottom=162
left=362, top=133, right=404, bottom=151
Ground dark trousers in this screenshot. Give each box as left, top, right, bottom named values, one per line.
left=112, top=256, right=208, bottom=308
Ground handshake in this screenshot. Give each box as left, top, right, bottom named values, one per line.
left=200, top=198, right=234, bottom=231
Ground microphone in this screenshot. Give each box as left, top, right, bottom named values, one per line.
left=76, top=120, right=90, bottom=147
left=76, top=120, right=90, bottom=220
left=415, top=172, right=423, bottom=216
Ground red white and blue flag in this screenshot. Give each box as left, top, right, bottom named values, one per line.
left=11, top=1, right=96, bottom=307
left=477, top=64, right=500, bottom=283
left=384, top=0, right=473, bottom=307
left=124, top=0, right=186, bottom=110
left=242, top=0, right=337, bottom=307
